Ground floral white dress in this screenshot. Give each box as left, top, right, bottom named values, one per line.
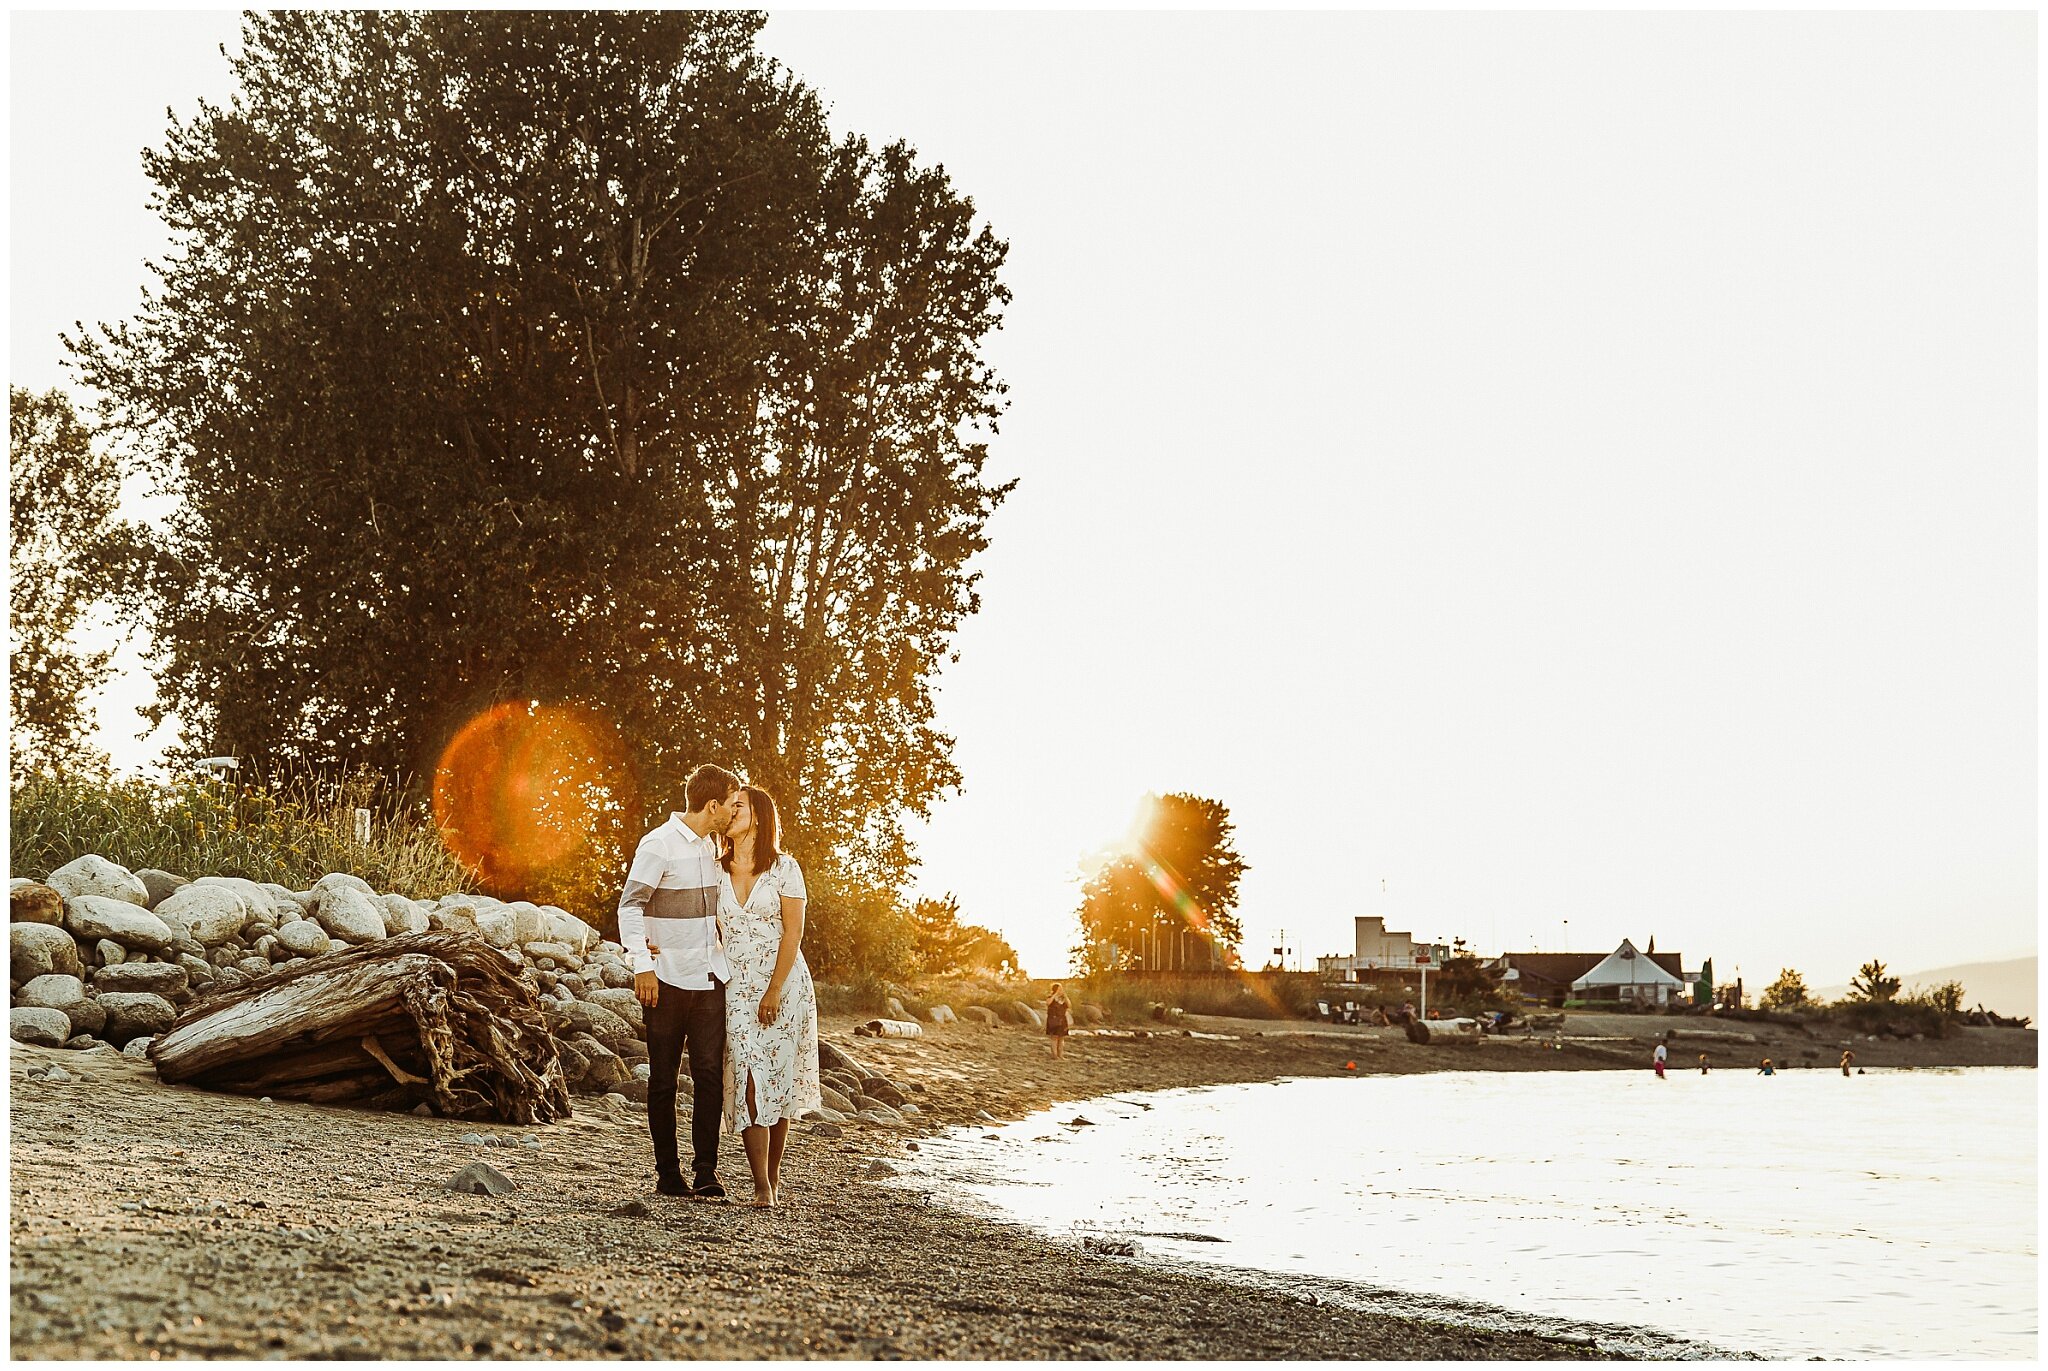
left=719, top=853, right=822, bottom=1132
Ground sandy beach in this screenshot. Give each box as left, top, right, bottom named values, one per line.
left=10, top=1010, right=2033, bottom=1360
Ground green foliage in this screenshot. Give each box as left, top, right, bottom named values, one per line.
left=9, top=386, right=121, bottom=776
left=911, top=893, right=1020, bottom=976
left=1905, top=979, right=1967, bottom=1027
left=1077, top=972, right=1321, bottom=1021
left=73, top=10, right=1012, bottom=914
left=1760, top=967, right=1812, bottom=1012
left=1849, top=959, right=1902, bottom=1004
left=1074, top=793, right=1249, bottom=970
left=9, top=767, right=479, bottom=899
left=799, top=866, right=919, bottom=990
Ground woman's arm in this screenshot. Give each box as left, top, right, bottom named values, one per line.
left=758, top=891, right=807, bottom=1023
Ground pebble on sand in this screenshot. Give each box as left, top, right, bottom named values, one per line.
left=445, top=1162, right=515, bottom=1196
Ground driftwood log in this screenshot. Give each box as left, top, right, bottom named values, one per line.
left=148, top=932, right=571, bottom=1123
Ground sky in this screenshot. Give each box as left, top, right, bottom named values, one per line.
left=9, top=10, right=2037, bottom=990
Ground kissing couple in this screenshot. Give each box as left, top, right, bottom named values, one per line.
left=615, top=763, right=823, bottom=1206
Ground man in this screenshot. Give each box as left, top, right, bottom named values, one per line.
left=618, top=763, right=742, bottom=1197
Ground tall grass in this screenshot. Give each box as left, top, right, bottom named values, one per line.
left=9, top=768, right=480, bottom=899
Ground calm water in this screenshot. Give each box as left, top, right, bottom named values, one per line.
left=894, top=1067, right=2036, bottom=1360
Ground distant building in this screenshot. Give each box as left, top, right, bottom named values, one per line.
left=1490, top=943, right=1688, bottom=1007
left=1571, top=939, right=1687, bottom=1006
left=1318, top=917, right=1450, bottom=983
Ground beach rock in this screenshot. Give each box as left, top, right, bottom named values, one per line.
left=426, top=905, right=481, bottom=936
left=817, top=1041, right=871, bottom=1079
left=631, top=1061, right=652, bottom=1083
left=214, top=966, right=249, bottom=992
left=445, top=1162, right=514, bottom=1196
left=886, top=996, right=910, bottom=1021
left=95, top=939, right=127, bottom=967
left=92, top=961, right=189, bottom=996
left=123, top=1035, right=156, bottom=1060
left=808, top=1122, right=844, bottom=1138
left=859, top=1077, right=908, bottom=1108
left=154, top=883, right=254, bottom=947
left=560, top=1001, right=639, bottom=1053
left=820, top=1085, right=858, bottom=1114
left=97, top=991, right=178, bottom=1045
left=273, top=919, right=333, bottom=958
left=377, top=894, right=431, bottom=937
left=11, top=921, right=83, bottom=983
left=1076, top=1003, right=1105, bottom=1025
left=175, top=952, right=213, bottom=984
left=474, top=910, right=517, bottom=949
left=64, top=896, right=174, bottom=952
left=18, top=974, right=105, bottom=1036
left=960, top=1005, right=999, bottom=1027
left=1010, top=1001, right=1046, bottom=1029
left=857, top=1105, right=904, bottom=1126
left=507, top=902, right=548, bottom=946
left=11, top=1006, right=72, bottom=1046
left=525, top=940, right=583, bottom=970
left=44, top=855, right=150, bottom=907
left=570, top=1036, right=630, bottom=1093
left=586, top=988, right=644, bottom=1027
left=613, top=1077, right=650, bottom=1104
left=927, top=1004, right=957, bottom=1025
left=252, top=933, right=284, bottom=961
left=543, top=909, right=595, bottom=953
left=10, top=882, right=64, bottom=925
left=599, top=963, right=633, bottom=990
left=553, top=1038, right=589, bottom=1083
left=134, top=869, right=190, bottom=909
left=311, top=885, right=386, bottom=945
left=235, top=956, right=273, bottom=981
left=308, top=872, right=374, bottom=904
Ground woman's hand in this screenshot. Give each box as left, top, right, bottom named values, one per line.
left=757, top=986, right=782, bottom=1024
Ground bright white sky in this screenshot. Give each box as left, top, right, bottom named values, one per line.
left=10, top=10, right=2036, bottom=990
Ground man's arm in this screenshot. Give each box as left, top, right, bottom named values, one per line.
left=618, top=836, right=664, bottom=1007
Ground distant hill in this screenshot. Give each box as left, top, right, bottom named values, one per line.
left=1812, top=957, right=2035, bottom=1022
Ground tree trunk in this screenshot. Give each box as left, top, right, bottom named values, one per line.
left=148, top=932, right=572, bottom=1124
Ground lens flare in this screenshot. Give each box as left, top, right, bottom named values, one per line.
left=432, top=702, right=634, bottom=889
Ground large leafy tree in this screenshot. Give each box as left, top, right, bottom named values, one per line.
left=9, top=386, right=120, bottom=774
left=1759, top=967, right=1811, bottom=1012
left=75, top=11, right=1010, bottom=906
left=1848, top=959, right=1901, bottom=1004
left=1074, top=793, right=1248, bottom=973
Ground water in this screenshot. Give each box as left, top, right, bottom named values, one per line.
left=894, top=1067, right=2037, bottom=1360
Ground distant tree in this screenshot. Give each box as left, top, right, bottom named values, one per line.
left=1759, top=968, right=1812, bottom=1012
left=72, top=10, right=1011, bottom=913
left=1848, top=959, right=1902, bottom=1004
left=911, top=893, right=1019, bottom=976
left=1074, top=793, right=1248, bottom=971
left=1918, top=979, right=1966, bottom=1023
left=9, top=386, right=121, bottom=775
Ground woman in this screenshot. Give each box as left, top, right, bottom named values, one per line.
left=1045, top=983, right=1072, bottom=1059
left=717, top=785, right=821, bottom=1207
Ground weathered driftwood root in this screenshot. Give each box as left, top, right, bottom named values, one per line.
left=148, top=932, right=571, bottom=1123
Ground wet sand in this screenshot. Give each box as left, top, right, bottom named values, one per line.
left=9, top=1010, right=2032, bottom=1360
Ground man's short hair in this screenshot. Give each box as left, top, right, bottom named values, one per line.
left=684, top=763, right=742, bottom=812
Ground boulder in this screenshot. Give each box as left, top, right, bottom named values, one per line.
left=1076, top=1003, right=1105, bottom=1025
left=44, top=855, right=149, bottom=907
left=190, top=876, right=284, bottom=924
left=311, top=885, right=386, bottom=945
left=507, top=902, right=549, bottom=946
left=857, top=1104, right=904, bottom=1126
left=93, top=961, right=189, bottom=996
left=475, top=910, right=517, bottom=948
left=214, top=966, right=250, bottom=991
left=10, top=882, right=64, bottom=925
left=560, top=1000, right=640, bottom=1053
left=927, top=1004, right=957, bottom=1025
left=886, top=996, right=911, bottom=1021
left=309, top=872, right=375, bottom=905
left=525, top=940, right=583, bottom=970
left=18, top=973, right=105, bottom=1036
left=1010, top=1001, right=1046, bottom=1029
left=586, top=988, right=644, bottom=1027
left=377, top=893, right=430, bottom=937
left=859, top=1077, right=908, bottom=1108
left=817, top=1040, right=872, bottom=1079
left=600, top=963, right=634, bottom=990
left=98, top=991, right=179, bottom=1045
left=135, top=869, right=190, bottom=909
left=155, top=883, right=255, bottom=947
left=253, top=934, right=285, bottom=962
left=11, top=1006, right=72, bottom=1046
left=960, top=1005, right=1000, bottom=1027
left=235, top=956, right=274, bottom=980
left=176, top=953, right=215, bottom=987
left=123, top=1035, right=156, bottom=1060
left=570, top=1034, right=630, bottom=1093
left=820, top=1085, right=858, bottom=1114
left=96, top=939, right=128, bottom=967
left=542, top=909, right=595, bottom=953
left=11, top=922, right=82, bottom=983
left=64, top=896, right=174, bottom=952
left=426, top=906, right=481, bottom=936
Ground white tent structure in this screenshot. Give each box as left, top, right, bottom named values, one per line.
left=1572, top=938, right=1686, bottom=1006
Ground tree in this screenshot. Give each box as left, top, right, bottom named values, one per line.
left=9, top=386, right=121, bottom=775
left=1759, top=967, right=1811, bottom=1012
left=1074, top=793, right=1248, bottom=972
left=1918, top=979, right=1965, bottom=1023
left=73, top=11, right=1011, bottom=911
left=1848, top=959, right=1901, bottom=1004
left=911, top=893, right=1020, bottom=977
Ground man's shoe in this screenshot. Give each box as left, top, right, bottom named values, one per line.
left=655, top=1172, right=691, bottom=1197
left=691, top=1176, right=727, bottom=1200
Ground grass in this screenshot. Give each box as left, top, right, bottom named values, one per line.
left=9, top=767, right=480, bottom=900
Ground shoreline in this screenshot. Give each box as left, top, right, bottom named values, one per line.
left=10, top=1010, right=2034, bottom=1359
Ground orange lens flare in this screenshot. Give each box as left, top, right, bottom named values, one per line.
left=432, top=702, right=632, bottom=889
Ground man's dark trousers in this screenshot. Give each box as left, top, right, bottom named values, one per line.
left=645, top=978, right=726, bottom=1183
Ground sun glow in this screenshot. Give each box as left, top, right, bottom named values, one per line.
left=431, top=702, right=635, bottom=888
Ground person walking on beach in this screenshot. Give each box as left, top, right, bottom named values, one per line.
left=1045, top=983, right=1072, bottom=1059
left=1653, top=1041, right=1668, bottom=1078
left=621, top=764, right=743, bottom=1198
left=718, top=784, right=821, bottom=1208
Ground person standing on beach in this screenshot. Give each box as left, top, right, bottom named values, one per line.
left=1653, top=1041, right=1667, bottom=1078
left=1840, top=1049, right=1855, bottom=1076
left=1698, top=1053, right=1710, bottom=1074
left=1045, top=983, right=1072, bottom=1059
left=717, top=784, right=821, bottom=1209
left=621, top=763, right=742, bottom=1199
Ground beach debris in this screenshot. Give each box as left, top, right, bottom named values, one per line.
left=610, top=1199, right=652, bottom=1218
left=445, top=1161, right=514, bottom=1195
left=865, top=1161, right=897, bottom=1178
left=854, top=1018, right=923, bottom=1039
left=974, top=1108, right=997, bottom=1121
left=148, top=932, right=572, bottom=1123
left=1081, top=1234, right=1140, bottom=1257
left=1065, top=1116, right=1095, bottom=1127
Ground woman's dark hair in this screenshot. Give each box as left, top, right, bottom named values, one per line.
left=720, top=784, right=781, bottom=876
